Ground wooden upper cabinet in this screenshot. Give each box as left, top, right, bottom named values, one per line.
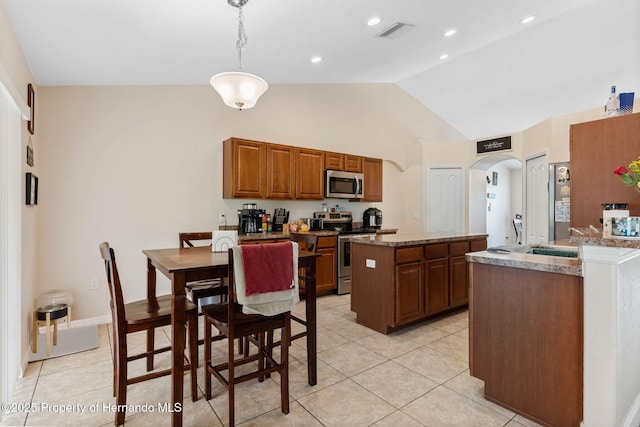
left=223, top=137, right=382, bottom=201
left=362, top=157, right=383, bottom=202
left=223, top=138, right=266, bottom=199
left=324, top=152, right=362, bottom=173
left=344, top=155, right=362, bottom=173
left=570, top=113, right=640, bottom=227
left=295, top=148, right=325, bottom=199
left=325, top=152, right=344, bottom=171
left=266, top=144, right=295, bottom=199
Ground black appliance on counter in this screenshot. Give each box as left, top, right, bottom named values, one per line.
left=238, top=207, right=266, bottom=234
left=363, top=208, right=382, bottom=229
left=272, top=208, right=289, bottom=232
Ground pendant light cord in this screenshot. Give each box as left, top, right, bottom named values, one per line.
left=236, top=7, right=247, bottom=71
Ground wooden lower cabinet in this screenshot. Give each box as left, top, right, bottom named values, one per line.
left=315, top=236, right=337, bottom=295
left=449, top=255, right=469, bottom=308
left=425, top=258, right=448, bottom=315
left=395, top=261, right=425, bottom=324
left=351, top=237, right=486, bottom=334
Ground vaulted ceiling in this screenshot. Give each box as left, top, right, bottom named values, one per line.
left=4, top=0, right=639, bottom=139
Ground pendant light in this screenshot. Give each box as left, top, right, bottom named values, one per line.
left=210, top=0, right=267, bottom=110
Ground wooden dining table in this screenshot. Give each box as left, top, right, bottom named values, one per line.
left=143, top=245, right=319, bottom=427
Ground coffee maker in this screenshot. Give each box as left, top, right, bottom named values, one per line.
left=238, top=207, right=265, bottom=234
left=363, top=208, right=382, bottom=229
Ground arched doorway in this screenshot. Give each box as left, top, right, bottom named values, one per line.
left=469, top=155, right=523, bottom=247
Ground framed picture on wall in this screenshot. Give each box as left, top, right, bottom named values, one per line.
left=27, top=83, right=35, bottom=135
left=26, top=173, right=38, bottom=205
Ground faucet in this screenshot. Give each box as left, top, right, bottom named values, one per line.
left=568, top=227, right=585, bottom=235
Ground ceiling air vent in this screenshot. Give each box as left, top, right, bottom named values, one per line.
left=375, top=22, right=415, bottom=39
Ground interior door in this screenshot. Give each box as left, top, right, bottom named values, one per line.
left=427, top=167, right=464, bottom=232
left=525, top=154, right=548, bottom=244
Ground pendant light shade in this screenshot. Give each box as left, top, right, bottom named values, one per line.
left=210, top=71, right=268, bottom=110
left=211, top=0, right=267, bottom=110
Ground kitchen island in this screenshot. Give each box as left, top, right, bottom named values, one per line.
left=350, top=232, right=487, bottom=334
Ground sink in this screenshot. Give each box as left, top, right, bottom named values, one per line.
left=527, top=247, right=579, bottom=258
left=487, top=244, right=579, bottom=258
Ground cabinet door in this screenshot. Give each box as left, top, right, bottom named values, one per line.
left=362, top=157, right=383, bottom=202
left=325, top=152, right=344, bottom=171
left=266, top=144, right=295, bottom=199
left=316, top=246, right=337, bottom=294
left=449, top=255, right=468, bottom=308
left=223, top=138, right=266, bottom=199
left=295, top=148, right=325, bottom=199
left=395, top=261, right=425, bottom=325
left=425, top=258, right=449, bottom=315
left=344, top=155, right=362, bottom=173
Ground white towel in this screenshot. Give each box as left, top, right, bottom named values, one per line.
left=232, top=242, right=300, bottom=316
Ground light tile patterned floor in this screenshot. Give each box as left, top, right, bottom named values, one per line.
left=1, top=294, right=543, bottom=426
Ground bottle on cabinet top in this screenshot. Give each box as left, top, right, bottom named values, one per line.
left=605, top=85, right=619, bottom=117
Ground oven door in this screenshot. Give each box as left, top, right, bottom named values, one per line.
left=337, top=235, right=352, bottom=278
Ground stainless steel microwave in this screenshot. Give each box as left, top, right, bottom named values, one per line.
left=325, top=170, right=364, bottom=199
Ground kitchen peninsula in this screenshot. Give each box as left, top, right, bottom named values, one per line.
left=468, top=232, right=640, bottom=427
left=350, top=232, right=487, bottom=334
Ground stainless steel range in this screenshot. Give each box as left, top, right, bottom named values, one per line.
left=314, top=212, right=376, bottom=294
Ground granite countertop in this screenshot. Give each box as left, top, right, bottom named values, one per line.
left=352, top=231, right=488, bottom=247
left=569, top=227, right=640, bottom=249
left=466, top=250, right=582, bottom=276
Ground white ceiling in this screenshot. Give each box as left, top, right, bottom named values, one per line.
left=4, top=0, right=639, bottom=139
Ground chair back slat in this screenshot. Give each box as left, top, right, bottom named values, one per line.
left=289, top=233, right=318, bottom=252
left=99, top=242, right=127, bottom=335
left=179, top=232, right=213, bottom=248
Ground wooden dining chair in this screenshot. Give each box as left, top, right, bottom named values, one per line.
left=289, top=232, right=318, bottom=293
left=286, top=232, right=319, bottom=340
left=179, top=232, right=230, bottom=362
left=99, top=242, right=198, bottom=426
left=202, top=243, right=296, bottom=426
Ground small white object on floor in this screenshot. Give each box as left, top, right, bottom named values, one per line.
left=29, top=325, right=99, bottom=361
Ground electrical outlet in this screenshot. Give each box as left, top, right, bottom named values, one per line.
left=90, top=278, right=99, bottom=290
left=218, top=213, right=225, bottom=224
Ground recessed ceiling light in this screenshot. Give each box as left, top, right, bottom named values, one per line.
left=520, top=15, right=536, bottom=24
left=367, top=17, right=381, bottom=26
left=311, top=56, right=323, bottom=63
left=439, top=54, right=449, bottom=60
left=444, top=29, right=456, bottom=37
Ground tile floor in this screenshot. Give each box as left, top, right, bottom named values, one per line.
left=1, top=294, right=543, bottom=426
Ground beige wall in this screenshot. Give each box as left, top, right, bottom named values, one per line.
left=37, top=84, right=465, bottom=320
left=1, top=3, right=37, bottom=371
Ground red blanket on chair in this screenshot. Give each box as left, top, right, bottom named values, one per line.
left=241, top=242, right=294, bottom=296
